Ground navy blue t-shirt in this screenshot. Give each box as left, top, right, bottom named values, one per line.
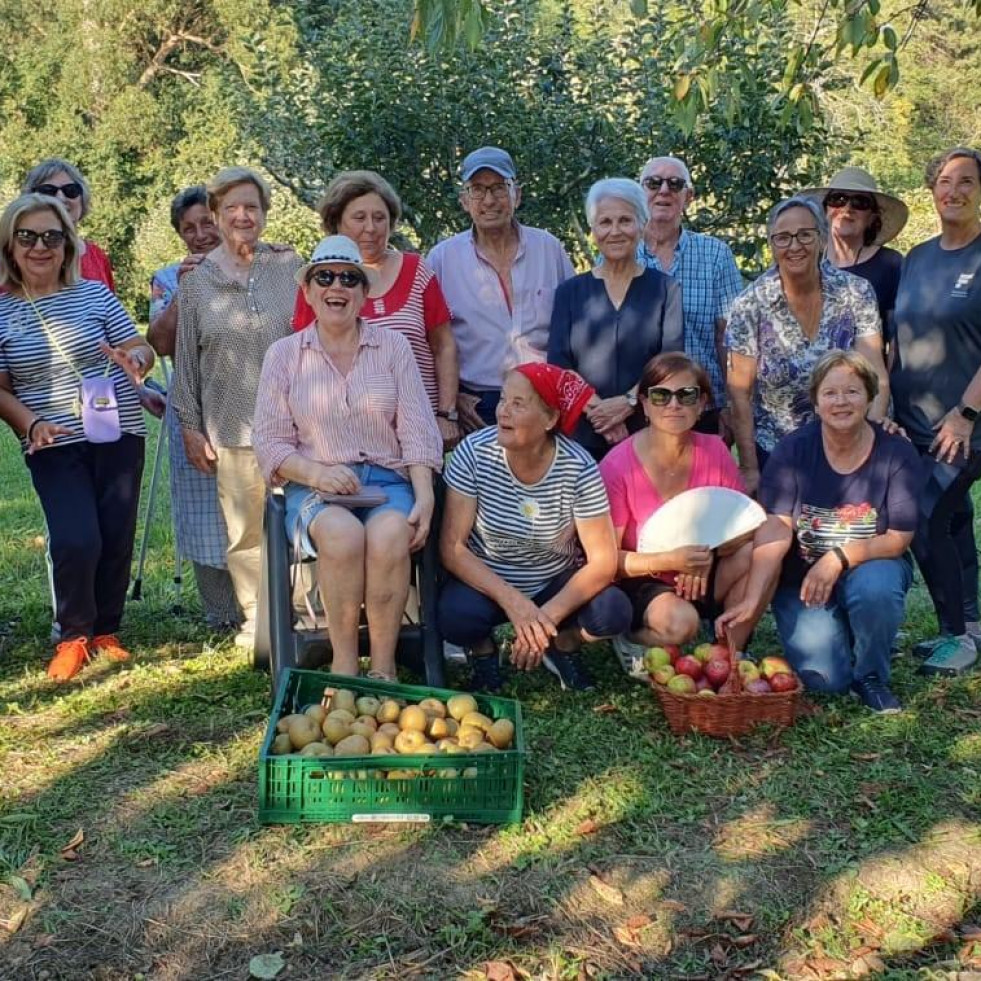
left=846, top=246, right=903, bottom=343
left=891, top=234, right=981, bottom=451
left=760, top=421, right=922, bottom=586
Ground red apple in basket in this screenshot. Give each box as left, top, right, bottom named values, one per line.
left=652, top=665, right=676, bottom=686
left=709, top=643, right=732, bottom=662
left=675, top=655, right=703, bottom=680
left=745, top=678, right=772, bottom=694
left=769, top=672, right=798, bottom=693
left=704, top=659, right=730, bottom=688
left=760, top=656, right=793, bottom=679
left=664, top=644, right=683, bottom=665
left=666, top=674, right=697, bottom=694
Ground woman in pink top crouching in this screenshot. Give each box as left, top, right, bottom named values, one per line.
left=599, top=353, right=764, bottom=673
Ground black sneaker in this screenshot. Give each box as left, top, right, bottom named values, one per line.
left=470, top=653, right=504, bottom=693
left=851, top=674, right=902, bottom=714
left=542, top=651, right=596, bottom=691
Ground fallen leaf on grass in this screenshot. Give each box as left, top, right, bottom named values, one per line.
left=490, top=913, right=547, bottom=939
left=142, top=723, right=171, bottom=738
left=714, top=909, right=754, bottom=931
left=613, top=925, right=642, bottom=948
left=484, top=960, right=517, bottom=981
left=849, top=953, right=886, bottom=975
left=732, top=934, right=759, bottom=948
left=803, top=955, right=851, bottom=975
left=710, top=942, right=728, bottom=967
left=592, top=703, right=618, bottom=714
left=575, top=819, right=600, bottom=836
left=659, top=899, right=688, bottom=913
left=60, top=829, right=84, bottom=861
left=0, top=907, right=28, bottom=933
left=249, top=951, right=285, bottom=979
left=961, top=924, right=981, bottom=939
left=6, top=875, right=31, bottom=901
left=587, top=874, right=624, bottom=906
left=624, top=914, right=652, bottom=930
left=850, top=752, right=880, bottom=762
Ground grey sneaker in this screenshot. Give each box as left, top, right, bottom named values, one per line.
left=611, top=634, right=649, bottom=682
left=920, top=635, right=978, bottom=677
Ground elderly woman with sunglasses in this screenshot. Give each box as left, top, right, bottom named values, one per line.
left=804, top=167, right=908, bottom=352
left=599, top=353, right=759, bottom=677
left=253, top=236, right=442, bottom=681
left=0, top=194, right=154, bottom=681
left=22, top=158, right=115, bottom=291
left=548, top=178, right=683, bottom=460
left=726, top=196, right=889, bottom=495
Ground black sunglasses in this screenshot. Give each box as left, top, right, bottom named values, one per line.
left=641, top=176, right=688, bottom=194
left=647, top=385, right=701, bottom=407
left=14, top=228, right=66, bottom=249
left=309, top=268, right=366, bottom=288
left=34, top=182, right=84, bottom=201
left=824, top=191, right=875, bottom=212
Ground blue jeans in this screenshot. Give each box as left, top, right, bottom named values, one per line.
left=438, top=569, right=632, bottom=648
left=771, top=556, right=912, bottom=692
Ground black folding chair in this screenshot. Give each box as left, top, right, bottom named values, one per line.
left=253, top=484, right=446, bottom=694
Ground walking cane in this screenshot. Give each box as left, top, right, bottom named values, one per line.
left=131, top=360, right=170, bottom=601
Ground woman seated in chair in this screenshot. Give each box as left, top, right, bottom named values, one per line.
left=253, top=235, right=442, bottom=680
left=438, top=363, right=632, bottom=692
left=599, top=353, right=760, bottom=679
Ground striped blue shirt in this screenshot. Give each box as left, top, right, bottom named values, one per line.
left=0, top=280, right=145, bottom=449
left=445, top=427, right=610, bottom=596
left=637, top=229, right=743, bottom=408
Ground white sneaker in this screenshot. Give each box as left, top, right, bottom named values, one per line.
left=612, top=635, right=649, bottom=682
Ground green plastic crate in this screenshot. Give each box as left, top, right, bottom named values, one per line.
left=258, top=669, right=525, bottom=825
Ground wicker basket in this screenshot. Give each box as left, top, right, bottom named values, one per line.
left=651, top=679, right=800, bottom=737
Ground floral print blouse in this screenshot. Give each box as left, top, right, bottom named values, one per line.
left=725, top=262, right=881, bottom=451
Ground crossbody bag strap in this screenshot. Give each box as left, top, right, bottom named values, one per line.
left=24, top=291, right=110, bottom=379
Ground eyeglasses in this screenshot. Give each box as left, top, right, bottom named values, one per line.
left=14, top=228, right=66, bottom=249
left=770, top=228, right=820, bottom=250
left=641, top=176, right=688, bottom=194
left=647, top=385, right=701, bottom=407
left=463, top=182, right=512, bottom=201
left=309, top=269, right=366, bottom=288
left=33, top=182, right=84, bottom=201
left=824, top=192, right=875, bottom=212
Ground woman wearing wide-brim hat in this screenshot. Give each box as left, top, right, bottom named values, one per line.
left=803, top=167, right=909, bottom=342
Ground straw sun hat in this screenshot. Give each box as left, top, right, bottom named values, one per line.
left=802, top=166, right=909, bottom=247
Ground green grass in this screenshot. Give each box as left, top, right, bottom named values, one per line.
left=1, top=418, right=980, bottom=980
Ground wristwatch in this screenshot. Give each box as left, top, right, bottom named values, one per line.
left=958, top=402, right=979, bottom=423
left=625, top=392, right=638, bottom=409
left=436, top=408, right=459, bottom=422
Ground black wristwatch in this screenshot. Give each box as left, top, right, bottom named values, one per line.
left=958, top=402, right=979, bottom=423
left=436, top=408, right=459, bottom=422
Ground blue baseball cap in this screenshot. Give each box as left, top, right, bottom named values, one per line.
left=461, top=146, right=517, bottom=181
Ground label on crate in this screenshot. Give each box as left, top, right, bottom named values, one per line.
left=351, top=813, right=432, bottom=824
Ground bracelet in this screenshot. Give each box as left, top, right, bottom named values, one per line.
left=832, top=545, right=850, bottom=571
left=26, top=418, right=42, bottom=442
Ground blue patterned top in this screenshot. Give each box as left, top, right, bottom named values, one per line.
left=724, top=262, right=881, bottom=451
left=637, top=229, right=744, bottom=408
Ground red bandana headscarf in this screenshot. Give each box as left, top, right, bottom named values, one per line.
left=512, top=363, right=595, bottom=436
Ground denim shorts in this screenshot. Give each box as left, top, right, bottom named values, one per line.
left=284, top=463, right=415, bottom=559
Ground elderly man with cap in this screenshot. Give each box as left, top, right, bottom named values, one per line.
left=637, top=155, right=744, bottom=439
left=803, top=166, right=908, bottom=355
left=428, top=147, right=575, bottom=430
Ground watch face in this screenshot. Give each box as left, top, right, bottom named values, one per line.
left=961, top=404, right=979, bottom=422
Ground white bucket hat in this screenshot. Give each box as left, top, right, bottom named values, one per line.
left=802, top=166, right=909, bottom=246
left=295, top=234, right=377, bottom=286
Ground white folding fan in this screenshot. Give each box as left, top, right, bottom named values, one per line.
left=637, top=486, right=766, bottom=553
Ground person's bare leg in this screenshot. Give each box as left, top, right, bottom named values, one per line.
left=364, top=510, right=412, bottom=679
left=717, top=541, right=776, bottom=651
left=633, top=592, right=700, bottom=648
left=309, top=507, right=365, bottom=676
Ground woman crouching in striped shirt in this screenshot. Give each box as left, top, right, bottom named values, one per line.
left=253, top=235, right=442, bottom=682
left=438, top=364, right=632, bottom=692
left=0, top=194, right=154, bottom=681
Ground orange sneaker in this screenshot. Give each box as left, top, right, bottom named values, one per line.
left=48, top=637, right=90, bottom=682
left=91, top=634, right=132, bottom=662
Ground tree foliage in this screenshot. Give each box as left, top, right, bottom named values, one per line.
left=248, top=0, right=833, bottom=268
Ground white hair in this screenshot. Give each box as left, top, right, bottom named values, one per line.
left=639, top=155, right=693, bottom=190
left=585, top=178, right=649, bottom=228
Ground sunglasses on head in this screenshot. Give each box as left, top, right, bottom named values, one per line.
left=308, top=268, right=366, bottom=288
left=14, top=228, right=66, bottom=249
left=824, top=191, right=875, bottom=212
left=641, top=176, right=688, bottom=193
left=34, top=182, right=84, bottom=201
left=647, top=385, right=701, bottom=407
